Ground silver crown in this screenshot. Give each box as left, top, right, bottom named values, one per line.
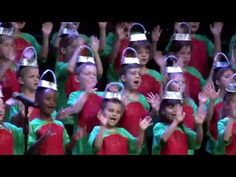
left=164, top=55, right=183, bottom=74
left=77, top=45, right=95, bottom=64
left=38, top=69, right=57, bottom=91
left=226, top=73, right=236, bottom=92
left=173, top=22, right=191, bottom=41
left=213, top=52, right=230, bottom=69
left=162, top=79, right=183, bottom=100
left=121, top=47, right=140, bottom=65
left=61, top=28, right=79, bottom=36
left=0, top=24, right=14, bottom=36
left=129, top=23, right=147, bottom=42
left=104, top=82, right=124, bottom=101
left=19, top=46, right=38, bottom=67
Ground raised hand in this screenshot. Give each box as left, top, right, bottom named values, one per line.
left=203, top=82, right=220, bottom=101
left=151, top=25, right=162, bottom=42
left=146, top=92, right=161, bottom=112
left=198, top=91, right=209, bottom=104
left=210, top=22, right=223, bottom=36
left=98, top=22, right=107, bottom=29
left=56, top=107, right=72, bottom=120
left=42, top=22, right=53, bottom=36
left=195, top=110, right=207, bottom=125
left=90, top=35, right=99, bottom=53
left=97, top=110, right=108, bottom=126
left=175, top=106, right=185, bottom=123
left=139, top=115, right=153, bottom=130
left=116, top=23, right=126, bottom=40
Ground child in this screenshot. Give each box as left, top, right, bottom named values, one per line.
left=28, top=69, right=71, bottom=155
left=152, top=80, right=206, bottom=155
left=0, top=85, right=24, bottom=155
left=217, top=81, right=236, bottom=155
left=0, top=23, right=20, bottom=102
left=88, top=82, right=152, bottom=155
left=129, top=36, right=163, bottom=97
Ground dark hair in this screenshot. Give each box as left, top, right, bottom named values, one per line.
left=74, top=62, right=96, bottom=75
left=120, top=63, right=141, bottom=76
left=158, top=99, right=183, bottom=124
left=17, top=66, right=38, bottom=78
left=129, top=40, right=151, bottom=52
left=221, top=92, right=236, bottom=118
left=101, top=98, right=125, bottom=114
left=169, top=40, right=192, bottom=54
left=212, top=66, right=234, bottom=91
left=59, top=34, right=78, bottom=49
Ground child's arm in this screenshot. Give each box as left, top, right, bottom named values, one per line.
left=223, top=118, right=234, bottom=142
left=98, top=22, right=107, bottom=52
left=151, top=25, right=162, bottom=58
left=0, top=47, right=15, bottom=80
left=146, top=92, right=161, bottom=118
left=40, top=22, right=53, bottom=59
left=210, top=22, right=223, bottom=56
left=91, top=36, right=103, bottom=78
left=94, top=111, right=107, bottom=150
left=194, top=109, right=206, bottom=146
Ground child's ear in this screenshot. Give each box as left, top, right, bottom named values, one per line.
left=18, top=76, right=24, bottom=85
left=120, top=74, right=126, bottom=83
left=60, top=47, right=66, bottom=55
left=215, top=79, right=220, bottom=86
left=74, top=75, right=80, bottom=83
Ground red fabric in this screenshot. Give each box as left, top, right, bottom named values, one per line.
left=0, top=69, right=20, bottom=102
left=183, top=104, right=195, bottom=130
left=77, top=94, right=103, bottom=134
left=98, top=134, right=129, bottom=155
left=160, top=130, right=188, bottom=155
left=209, top=102, right=223, bottom=140
left=36, top=123, right=64, bottom=155
left=29, top=107, right=41, bottom=122
left=114, top=39, right=129, bottom=74
left=0, top=128, right=14, bottom=155
left=189, top=38, right=209, bottom=78
left=184, top=72, right=201, bottom=104
left=65, top=73, right=80, bottom=98
left=137, top=74, right=161, bottom=97
left=14, top=38, right=32, bottom=63
left=119, top=102, right=148, bottom=137
left=225, top=122, right=236, bottom=155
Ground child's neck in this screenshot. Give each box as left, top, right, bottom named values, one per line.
left=123, top=88, right=139, bottom=102
left=14, top=30, right=22, bottom=37
left=39, top=112, right=52, bottom=121
left=219, top=90, right=225, bottom=99
left=21, top=88, right=35, bottom=101
left=140, top=66, right=148, bottom=74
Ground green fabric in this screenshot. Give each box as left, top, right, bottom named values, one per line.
left=186, top=66, right=206, bottom=87
left=99, top=32, right=116, bottom=59
left=2, top=122, right=24, bottom=155
left=21, top=33, right=41, bottom=54
left=186, top=98, right=198, bottom=114
left=88, top=126, right=138, bottom=154
left=228, top=34, right=236, bottom=58
left=28, top=118, right=70, bottom=152
left=137, top=93, right=150, bottom=111
left=152, top=122, right=198, bottom=155
left=147, top=69, right=163, bottom=82
left=217, top=117, right=233, bottom=155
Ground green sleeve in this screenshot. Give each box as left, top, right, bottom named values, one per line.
left=165, top=35, right=174, bottom=52
left=4, top=104, right=20, bottom=122
left=195, top=34, right=214, bottom=57
left=6, top=123, right=24, bottom=155
left=217, top=118, right=231, bottom=154
left=22, top=33, right=41, bottom=54
left=50, top=32, right=58, bottom=46
left=182, top=125, right=199, bottom=150
left=186, top=67, right=206, bottom=87
left=67, top=91, right=82, bottom=106
left=152, top=123, right=168, bottom=154
left=28, top=121, right=38, bottom=149
left=186, top=98, right=198, bottom=114
left=148, top=69, right=163, bottom=82
left=63, top=125, right=70, bottom=147
left=55, top=61, right=69, bottom=79
left=88, top=126, right=100, bottom=147
left=139, top=94, right=150, bottom=111
left=228, top=34, right=236, bottom=57
left=99, top=32, right=116, bottom=58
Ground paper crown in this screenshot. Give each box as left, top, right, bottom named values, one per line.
left=0, top=22, right=14, bottom=36
left=164, top=55, right=183, bottom=74
left=213, top=52, right=230, bottom=69
left=121, top=47, right=140, bottom=65
left=162, top=79, right=183, bottom=100
left=129, top=23, right=147, bottom=42
left=77, top=45, right=95, bottom=64
left=226, top=73, right=236, bottom=92
left=104, top=82, right=124, bottom=101
left=173, top=22, right=191, bottom=41
left=60, top=22, right=79, bottom=37
left=19, top=46, right=38, bottom=67
left=38, top=69, right=57, bottom=91
left=0, top=85, right=3, bottom=98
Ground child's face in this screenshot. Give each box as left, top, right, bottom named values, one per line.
left=0, top=37, right=15, bottom=60
left=122, top=67, right=141, bottom=91
left=164, top=103, right=183, bottom=121
left=38, top=89, right=57, bottom=116
left=103, top=102, right=123, bottom=127
left=78, top=65, right=97, bottom=90
left=169, top=74, right=186, bottom=92
left=137, top=47, right=150, bottom=66
left=0, top=98, right=5, bottom=121
left=217, top=69, right=234, bottom=90
left=10, top=22, right=26, bottom=30
left=188, top=22, right=200, bottom=33
left=177, top=46, right=191, bottom=67
left=19, top=68, right=39, bottom=91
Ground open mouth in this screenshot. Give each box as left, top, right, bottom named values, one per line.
left=133, top=80, right=140, bottom=87
left=109, top=117, right=117, bottom=123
